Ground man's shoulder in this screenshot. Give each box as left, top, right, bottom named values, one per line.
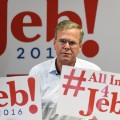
left=76, top=58, right=101, bottom=71
left=29, top=58, right=55, bottom=74
left=40, top=58, right=55, bottom=66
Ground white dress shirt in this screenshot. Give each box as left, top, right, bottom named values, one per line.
left=29, top=58, right=101, bottom=120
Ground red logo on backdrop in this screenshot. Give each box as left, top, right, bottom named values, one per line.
left=0, top=0, right=99, bottom=57
left=0, top=77, right=38, bottom=114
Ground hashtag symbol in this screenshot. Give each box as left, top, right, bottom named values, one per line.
left=63, top=69, right=86, bottom=96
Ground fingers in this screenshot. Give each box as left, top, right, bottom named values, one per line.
left=93, top=116, right=97, bottom=120
left=89, top=116, right=97, bottom=120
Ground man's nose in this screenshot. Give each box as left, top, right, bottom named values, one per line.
left=64, top=42, right=70, bottom=49
left=65, top=42, right=70, bottom=47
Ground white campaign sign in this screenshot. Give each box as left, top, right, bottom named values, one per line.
left=56, top=65, right=120, bottom=120
left=0, top=76, right=42, bottom=120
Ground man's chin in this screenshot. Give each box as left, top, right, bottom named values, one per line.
left=61, top=58, right=71, bottom=65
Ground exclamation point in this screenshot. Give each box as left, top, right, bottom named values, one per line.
left=82, top=0, right=99, bottom=57
left=28, top=77, right=38, bottom=114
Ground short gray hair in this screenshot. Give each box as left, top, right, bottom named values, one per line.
left=55, top=20, right=84, bottom=43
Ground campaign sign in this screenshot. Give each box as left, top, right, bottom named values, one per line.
left=56, top=65, right=120, bottom=120
left=0, top=76, right=42, bottom=120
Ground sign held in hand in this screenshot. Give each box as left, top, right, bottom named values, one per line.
left=56, top=65, right=120, bottom=120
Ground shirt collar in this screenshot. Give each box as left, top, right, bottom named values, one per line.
left=48, top=57, right=79, bottom=75
left=74, top=57, right=79, bottom=67
left=48, top=58, right=58, bottom=75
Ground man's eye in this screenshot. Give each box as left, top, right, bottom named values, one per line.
left=60, top=39, right=66, bottom=44
left=69, top=41, right=76, bottom=46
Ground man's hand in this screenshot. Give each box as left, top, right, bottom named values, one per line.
left=93, top=116, right=97, bottom=120
left=89, top=116, right=97, bottom=120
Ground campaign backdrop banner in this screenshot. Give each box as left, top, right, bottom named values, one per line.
left=0, top=76, right=42, bottom=120
left=56, top=65, right=120, bottom=120
left=0, top=0, right=120, bottom=77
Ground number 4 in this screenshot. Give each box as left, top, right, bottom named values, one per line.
left=101, top=85, right=109, bottom=97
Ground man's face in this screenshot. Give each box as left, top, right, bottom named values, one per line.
left=54, top=28, right=82, bottom=66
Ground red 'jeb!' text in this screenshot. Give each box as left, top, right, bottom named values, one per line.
left=0, top=0, right=98, bottom=55
left=0, top=77, right=35, bottom=107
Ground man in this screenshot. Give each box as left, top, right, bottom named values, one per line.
left=29, top=20, right=100, bottom=120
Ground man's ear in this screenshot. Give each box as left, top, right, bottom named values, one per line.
left=78, top=43, right=82, bottom=53
left=54, top=39, right=56, bottom=45
left=54, top=39, right=56, bottom=50
left=79, top=43, right=82, bottom=51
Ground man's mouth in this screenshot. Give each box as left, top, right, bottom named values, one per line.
left=62, top=53, right=71, bottom=56
left=62, top=52, right=71, bottom=55
left=62, top=52, right=70, bottom=55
